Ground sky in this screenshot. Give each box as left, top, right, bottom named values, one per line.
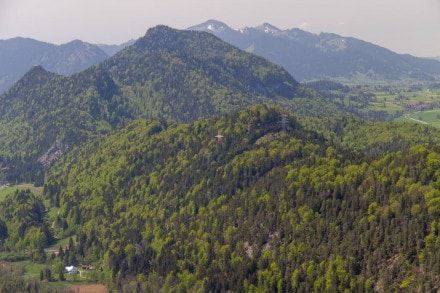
left=0, top=0, right=439, bottom=57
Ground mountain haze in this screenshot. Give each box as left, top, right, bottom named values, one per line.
left=0, top=37, right=109, bottom=94
left=97, top=39, right=136, bottom=56
left=188, top=20, right=440, bottom=82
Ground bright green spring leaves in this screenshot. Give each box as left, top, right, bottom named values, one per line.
left=41, top=105, right=440, bottom=291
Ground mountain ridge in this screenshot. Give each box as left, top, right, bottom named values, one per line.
left=97, top=39, right=136, bottom=56
left=188, top=20, right=440, bottom=81
left=0, top=37, right=109, bottom=94
left=0, top=25, right=336, bottom=183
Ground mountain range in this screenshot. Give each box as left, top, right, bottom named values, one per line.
left=96, top=39, right=136, bottom=56
left=0, top=25, right=339, bottom=183
left=0, top=37, right=109, bottom=94
left=188, top=20, right=440, bottom=82
left=2, top=24, right=440, bottom=292
left=2, top=20, right=439, bottom=95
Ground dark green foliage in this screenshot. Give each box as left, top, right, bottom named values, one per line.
left=43, top=105, right=440, bottom=291
left=305, top=80, right=351, bottom=92
left=3, top=26, right=439, bottom=292
left=43, top=267, right=52, bottom=282
left=0, top=219, right=7, bottom=241
left=58, top=268, right=65, bottom=282
left=0, top=189, right=53, bottom=250
left=0, top=26, right=336, bottom=183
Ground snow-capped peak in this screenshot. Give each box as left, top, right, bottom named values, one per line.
left=187, top=20, right=231, bottom=34
left=207, top=24, right=225, bottom=33
left=255, top=23, right=282, bottom=34
left=236, top=27, right=251, bottom=34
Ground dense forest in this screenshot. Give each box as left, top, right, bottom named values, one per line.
left=0, top=26, right=343, bottom=185
left=2, top=25, right=440, bottom=292
left=26, top=105, right=440, bottom=291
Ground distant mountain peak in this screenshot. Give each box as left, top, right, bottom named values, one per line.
left=187, top=19, right=233, bottom=34
left=255, top=23, right=282, bottom=34
left=28, top=64, right=48, bottom=74
left=144, top=25, right=173, bottom=35
left=65, top=39, right=84, bottom=45
left=0, top=37, right=109, bottom=93
left=60, top=39, right=95, bottom=50
left=187, top=20, right=440, bottom=81
left=205, top=20, right=230, bottom=33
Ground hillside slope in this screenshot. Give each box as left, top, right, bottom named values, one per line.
left=42, top=105, right=440, bottom=291
left=0, top=26, right=339, bottom=183
left=189, top=20, right=440, bottom=82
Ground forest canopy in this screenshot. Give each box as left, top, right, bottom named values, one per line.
left=37, top=105, right=440, bottom=291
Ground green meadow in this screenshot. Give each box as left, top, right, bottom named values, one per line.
left=0, top=184, right=43, bottom=202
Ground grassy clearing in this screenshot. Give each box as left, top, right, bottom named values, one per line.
left=0, top=184, right=43, bottom=201
left=355, top=84, right=440, bottom=127
left=46, top=236, right=73, bottom=251
left=369, top=101, right=403, bottom=114
left=408, top=110, right=440, bottom=128
left=44, top=204, right=59, bottom=226
left=11, top=260, right=47, bottom=279
left=10, top=260, right=104, bottom=290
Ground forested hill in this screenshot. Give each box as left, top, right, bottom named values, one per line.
left=43, top=105, right=440, bottom=291
left=0, top=25, right=341, bottom=183
left=102, top=25, right=304, bottom=121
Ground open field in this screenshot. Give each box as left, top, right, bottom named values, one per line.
left=370, top=85, right=440, bottom=127
left=405, top=110, right=440, bottom=128
left=372, top=88, right=440, bottom=113
left=11, top=260, right=46, bottom=279
left=46, top=236, right=72, bottom=251
left=9, top=260, right=106, bottom=290
left=329, top=82, right=440, bottom=126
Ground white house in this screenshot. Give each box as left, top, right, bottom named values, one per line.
left=65, top=266, right=79, bottom=274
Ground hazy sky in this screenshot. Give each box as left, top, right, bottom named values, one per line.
left=0, top=0, right=439, bottom=57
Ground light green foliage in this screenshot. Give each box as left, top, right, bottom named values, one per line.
left=307, top=81, right=440, bottom=123
left=0, top=262, right=43, bottom=292
left=0, top=26, right=331, bottom=185
left=0, top=189, right=52, bottom=251
left=39, top=105, right=440, bottom=291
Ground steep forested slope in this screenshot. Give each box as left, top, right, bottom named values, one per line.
left=103, top=25, right=301, bottom=121
left=0, top=189, right=52, bottom=252
left=0, top=26, right=338, bottom=183
left=0, top=65, right=132, bottom=183
left=42, top=105, right=440, bottom=291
